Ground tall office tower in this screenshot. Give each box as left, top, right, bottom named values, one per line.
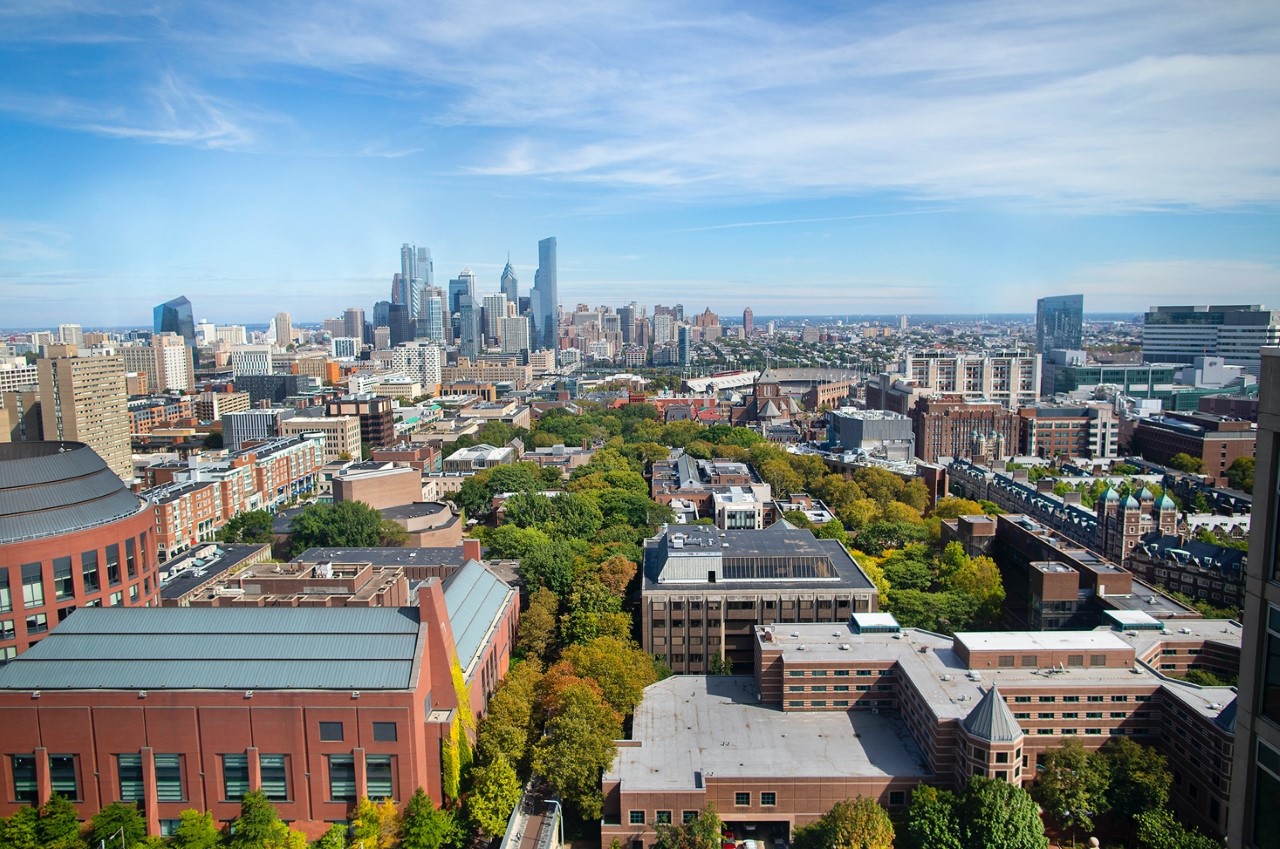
left=418, top=247, right=433, bottom=288
left=500, top=316, right=530, bottom=356
left=57, top=324, right=84, bottom=347
left=400, top=244, right=432, bottom=318
left=373, top=301, right=392, bottom=329
left=153, top=297, right=195, bottom=346
left=1228, top=345, right=1277, bottom=848
left=743, top=307, right=754, bottom=337
left=530, top=236, right=558, bottom=351
left=342, top=308, right=365, bottom=342
left=37, top=347, right=132, bottom=483
left=1144, top=304, right=1280, bottom=377
left=388, top=303, right=413, bottom=346
left=619, top=305, right=636, bottom=344
left=390, top=273, right=403, bottom=306
left=483, top=293, right=508, bottom=344
left=1035, top=294, right=1084, bottom=352
left=420, top=287, right=447, bottom=343
left=448, top=268, right=477, bottom=315
left=458, top=292, right=482, bottom=360
left=899, top=314, right=909, bottom=331
left=274, top=312, right=293, bottom=348
left=322, top=318, right=346, bottom=339
left=678, top=325, right=692, bottom=368
left=652, top=314, right=674, bottom=346
left=501, top=258, right=519, bottom=305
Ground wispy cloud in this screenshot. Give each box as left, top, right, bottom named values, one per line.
left=1047, top=259, right=1280, bottom=310
left=678, top=209, right=958, bottom=233
left=0, top=221, right=71, bottom=263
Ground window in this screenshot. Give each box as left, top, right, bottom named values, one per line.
left=996, top=752, right=1009, bottom=764
left=788, top=670, right=804, bottom=677
left=0, top=572, right=10, bottom=613
left=1062, top=696, right=1080, bottom=703
left=117, top=755, right=143, bottom=802
left=1038, top=696, right=1056, bottom=703
left=11, top=755, right=36, bottom=803
left=1067, top=654, right=1084, bottom=667
left=629, top=811, right=645, bottom=825
left=998, top=655, right=1015, bottom=668
left=1021, top=655, right=1038, bottom=667
left=319, top=721, right=344, bottom=741
left=1111, top=695, right=1129, bottom=703
left=834, top=669, right=850, bottom=677
left=53, top=558, right=74, bottom=601
left=656, top=811, right=672, bottom=825
left=834, top=685, right=849, bottom=692
left=261, top=755, right=288, bottom=802
left=126, top=539, right=137, bottom=579
left=1261, top=606, right=1280, bottom=725
left=811, top=685, right=827, bottom=692
left=222, top=755, right=249, bottom=801
left=328, top=756, right=356, bottom=802
left=811, top=670, right=827, bottom=677
left=1088, top=695, right=1104, bottom=703
left=834, top=700, right=849, bottom=707
left=812, top=700, right=827, bottom=707
left=1015, top=696, right=1031, bottom=703
left=1039, top=712, right=1055, bottom=719
left=155, top=754, right=183, bottom=802
left=373, top=722, right=397, bottom=742
left=683, top=811, right=698, bottom=824
left=788, top=685, right=804, bottom=692
left=50, top=755, right=78, bottom=799
left=106, top=544, right=121, bottom=586
left=1062, top=712, right=1078, bottom=719
left=21, top=563, right=44, bottom=608
left=888, top=791, right=904, bottom=806
left=788, top=700, right=803, bottom=707
left=366, top=755, right=393, bottom=799
left=25, top=612, right=48, bottom=635
left=735, top=792, right=750, bottom=806
left=81, top=551, right=100, bottom=593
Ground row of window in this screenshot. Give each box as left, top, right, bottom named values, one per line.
left=787, top=684, right=893, bottom=692
left=0, top=537, right=147, bottom=616
left=1009, top=694, right=1145, bottom=704
left=11, top=751, right=395, bottom=805
left=786, top=669, right=890, bottom=678
left=319, top=720, right=397, bottom=743
left=787, top=699, right=893, bottom=709
left=1013, top=711, right=1151, bottom=720
left=627, top=792, right=781, bottom=824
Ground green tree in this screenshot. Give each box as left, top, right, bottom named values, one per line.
left=37, top=794, right=84, bottom=849
left=466, top=755, right=522, bottom=837
left=1102, top=738, right=1171, bottom=819
left=959, top=777, right=1047, bottom=849
left=793, top=797, right=894, bottom=849
left=904, top=785, right=961, bottom=849
left=475, top=660, right=542, bottom=767
left=952, top=554, right=1005, bottom=626
left=653, top=804, right=722, bottom=849
left=228, top=790, right=301, bottom=849
left=399, top=788, right=455, bottom=849
left=1, top=806, right=40, bottom=849
left=561, top=636, right=659, bottom=716
left=88, top=803, right=148, bottom=849
left=930, top=497, right=986, bottom=520
left=169, top=810, right=222, bottom=849
left=516, top=588, right=559, bottom=659
left=216, top=510, right=274, bottom=544
left=311, top=824, right=347, bottom=849
left=1134, top=808, right=1219, bottom=849
left=288, top=501, right=387, bottom=555
left=1167, top=452, right=1204, bottom=474
left=350, top=798, right=400, bottom=849
left=203, top=431, right=224, bottom=449
left=1033, top=738, right=1110, bottom=838
left=1226, top=456, right=1255, bottom=492
left=531, top=681, right=622, bottom=820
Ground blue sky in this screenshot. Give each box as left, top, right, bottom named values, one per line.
left=2, top=0, right=1279, bottom=327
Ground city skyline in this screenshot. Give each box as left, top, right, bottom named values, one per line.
left=2, top=2, right=1279, bottom=325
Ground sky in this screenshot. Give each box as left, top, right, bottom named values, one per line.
left=1, top=0, right=1279, bottom=327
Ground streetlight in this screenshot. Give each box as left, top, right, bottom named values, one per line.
left=100, top=826, right=125, bottom=849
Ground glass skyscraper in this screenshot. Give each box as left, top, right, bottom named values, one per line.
left=530, top=236, right=558, bottom=351
left=153, top=295, right=197, bottom=367
left=1035, top=294, right=1084, bottom=352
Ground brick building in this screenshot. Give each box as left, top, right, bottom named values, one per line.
left=910, top=397, right=1021, bottom=463
left=1017, top=404, right=1118, bottom=460
left=1131, top=411, right=1256, bottom=486
left=326, top=394, right=396, bottom=449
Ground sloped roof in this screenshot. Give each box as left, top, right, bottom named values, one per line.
left=443, top=560, right=513, bottom=675
left=0, top=442, right=144, bottom=544
left=963, top=685, right=1023, bottom=742
left=1215, top=697, right=1237, bottom=733
left=0, top=607, right=421, bottom=691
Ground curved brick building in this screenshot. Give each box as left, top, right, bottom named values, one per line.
left=0, top=442, right=158, bottom=661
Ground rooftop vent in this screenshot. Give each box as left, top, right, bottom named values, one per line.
left=797, top=645, right=807, bottom=651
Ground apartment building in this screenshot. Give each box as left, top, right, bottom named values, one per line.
left=279, top=415, right=361, bottom=464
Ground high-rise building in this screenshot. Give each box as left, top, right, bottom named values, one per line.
left=388, top=303, right=413, bottom=347
left=501, top=258, right=518, bottom=304
left=458, top=292, right=482, bottom=360
left=902, top=350, right=1042, bottom=409
left=373, top=301, right=392, bottom=330
left=1035, top=294, right=1084, bottom=352
left=482, top=293, right=507, bottom=345
left=678, top=325, right=692, bottom=368
left=342, top=307, right=365, bottom=342
left=530, top=237, right=558, bottom=351
left=619, top=304, right=636, bottom=345
left=399, top=244, right=419, bottom=317
left=230, top=345, right=274, bottom=377
left=420, top=287, right=447, bottom=344
left=390, top=272, right=403, bottom=306
left=500, top=316, right=530, bottom=356
left=448, top=268, right=476, bottom=315
left=743, top=307, right=754, bottom=337
left=57, top=324, right=83, bottom=347
left=1144, top=304, right=1280, bottom=377
left=1228, top=345, right=1278, bottom=848
left=652, top=314, right=674, bottom=346
left=36, top=347, right=132, bottom=483
left=274, top=312, right=293, bottom=348
left=153, top=297, right=195, bottom=347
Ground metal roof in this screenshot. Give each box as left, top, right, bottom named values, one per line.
left=963, top=685, right=1024, bottom=742
left=0, top=442, right=144, bottom=544
left=444, top=560, right=512, bottom=674
left=0, top=607, right=422, bottom=691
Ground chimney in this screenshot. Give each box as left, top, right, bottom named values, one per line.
left=462, top=538, right=482, bottom=563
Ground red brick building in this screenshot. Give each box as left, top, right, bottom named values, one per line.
left=0, top=442, right=159, bottom=661
left=1131, top=411, right=1256, bottom=486
left=910, top=397, right=1020, bottom=463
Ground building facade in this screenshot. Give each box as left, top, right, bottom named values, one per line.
left=1144, top=305, right=1280, bottom=377
left=37, top=348, right=133, bottom=483
left=1035, top=294, right=1084, bottom=352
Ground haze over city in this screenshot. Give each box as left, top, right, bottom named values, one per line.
left=2, top=1, right=1279, bottom=326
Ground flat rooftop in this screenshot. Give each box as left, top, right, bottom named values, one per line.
left=608, top=675, right=930, bottom=791
left=292, top=546, right=468, bottom=568
left=159, top=543, right=268, bottom=601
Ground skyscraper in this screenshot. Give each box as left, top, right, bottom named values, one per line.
left=530, top=237, right=558, bottom=351
left=1227, top=344, right=1277, bottom=848
left=458, top=292, right=482, bottom=360
left=501, top=258, right=519, bottom=305
left=342, top=307, right=365, bottom=342
left=500, top=316, right=530, bottom=356
left=1035, top=294, right=1084, bottom=352
left=373, top=301, right=392, bottom=330
left=388, top=303, right=413, bottom=347
left=153, top=296, right=195, bottom=347
left=483, top=293, right=508, bottom=345
left=448, top=268, right=477, bottom=315
left=743, top=307, right=754, bottom=337
left=678, top=325, right=692, bottom=368
left=619, top=304, right=636, bottom=345
left=274, top=312, right=293, bottom=348
left=400, top=244, right=432, bottom=318
left=420, top=287, right=447, bottom=344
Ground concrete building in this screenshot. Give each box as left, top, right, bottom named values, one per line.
left=1017, top=404, right=1118, bottom=460
left=374, top=342, right=442, bottom=395
left=331, top=463, right=424, bottom=510
left=650, top=455, right=772, bottom=518
left=222, top=408, right=296, bottom=451
left=194, top=390, right=251, bottom=422
left=0, top=442, right=160, bottom=661
left=1143, top=304, right=1280, bottom=377
left=604, top=614, right=1240, bottom=848
left=0, top=564, right=517, bottom=838
left=1131, top=411, right=1256, bottom=486
left=902, top=350, right=1042, bottom=409
left=826, top=408, right=915, bottom=461
left=1227, top=345, right=1278, bottom=848
left=37, top=346, right=132, bottom=483
left=0, top=362, right=38, bottom=394
left=279, top=415, right=362, bottom=464
left=121, top=334, right=195, bottom=393
left=640, top=522, right=879, bottom=674
left=230, top=345, right=274, bottom=377
left=442, top=357, right=532, bottom=390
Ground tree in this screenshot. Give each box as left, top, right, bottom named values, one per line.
left=516, top=588, right=559, bottom=659
left=531, top=681, right=622, bottom=820
left=930, top=497, right=986, bottom=520
left=466, top=755, right=522, bottom=837
left=229, top=790, right=304, bottom=849
left=88, top=803, right=147, bottom=849
left=793, top=797, right=894, bottom=849
left=1102, top=738, right=1171, bottom=819
left=350, top=798, right=400, bottom=849
left=288, top=501, right=387, bottom=555
left=37, top=794, right=83, bottom=849
left=1167, top=452, right=1204, bottom=474
left=1134, top=808, right=1219, bottom=849
left=217, top=510, right=274, bottom=544
left=654, top=804, right=722, bottom=849
left=169, top=810, right=222, bottom=849
left=1226, top=456, right=1255, bottom=493
left=959, top=777, right=1047, bottom=849
left=598, top=554, right=638, bottom=596
left=203, top=431, right=224, bottom=449
left=904, top=785, right=962, bottom=849
left=1, top=806, right=40, bottom=849
left=951, top=554, right=1005, bottom=626
left=561, top=637, right=659, bottom=716
left=400, top=788, right=456, bottom=849
left=476, top=660, right=542, bottom=767
left=311, top=824, right=347, bottom=849
left=1033, top=738, right=1110, bottom=839
left=379, top=519, right=409, bottom=547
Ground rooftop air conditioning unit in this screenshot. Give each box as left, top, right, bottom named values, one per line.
left=840, top=644, right=850, bottom=651
left=797, top=645, right=807, bottom=651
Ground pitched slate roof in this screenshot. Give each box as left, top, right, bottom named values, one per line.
left=443, top=560, right=513, bottom=674
left=963, top=685, right=1024, bottom=742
